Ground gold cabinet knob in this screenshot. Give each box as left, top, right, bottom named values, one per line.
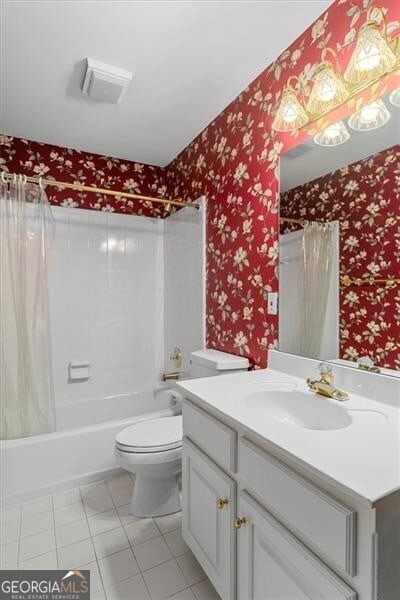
left=217, top=498, right=229, bottom=509
left=234, top=517, right=246, bottom=529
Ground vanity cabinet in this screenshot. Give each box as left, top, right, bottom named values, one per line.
left=182, top=399, right=371, bottom=600
left=237, top=491, right=356, bottom=600
left=182, top=437, right=236, bottom=599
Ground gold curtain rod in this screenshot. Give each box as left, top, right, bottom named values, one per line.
left=341, top=275, right=400, bottom=287
left=280, top=217, right=332, bottom=226
left=1, top=172, right=199, bottom=211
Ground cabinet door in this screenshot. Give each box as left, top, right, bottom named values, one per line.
left=182, top=437, right=236, bottom=600
left=237, top=492, right=356, bottom=600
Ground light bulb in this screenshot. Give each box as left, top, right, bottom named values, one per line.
left=306, top=61, right=349, bottom=115
left=389, top=87, right=400, bottom=108
left=348, top=99, right=391, bottom=131
left=344, top=22, right=396, bottom=84
left=272, top=88, right=309, bottom=132
left=314, top=121, right=350, bottom=147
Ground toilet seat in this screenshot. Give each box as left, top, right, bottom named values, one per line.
left=115, top=416, right=182, bottom=453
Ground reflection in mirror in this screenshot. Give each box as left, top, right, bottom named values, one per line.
left=279, top=90, right=399, bottom=377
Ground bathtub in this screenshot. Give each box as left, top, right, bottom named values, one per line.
left=0, top=386, right=176, bottom=505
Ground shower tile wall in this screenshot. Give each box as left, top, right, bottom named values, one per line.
left=164, top=198, right=205, bottom=375
left=48, top=207, right=164, bottom=404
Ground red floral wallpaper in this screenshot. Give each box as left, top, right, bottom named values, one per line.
left=280, top=145, right=400, bottom=370
left=166, top=0, right=400, bottom=367
left=0, top=135, right=170, bottom=218
left=1, top=0, right=399, bottom=369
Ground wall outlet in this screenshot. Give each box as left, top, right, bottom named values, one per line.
left=267, top=292, right=278, bottom=315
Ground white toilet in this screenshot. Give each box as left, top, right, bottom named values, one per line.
left=114, top=349, right=249, bottom=517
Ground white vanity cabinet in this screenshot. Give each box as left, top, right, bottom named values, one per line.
left=182, top=437, right=236, bottom=599
left=181, top=397, right=399, bottom=600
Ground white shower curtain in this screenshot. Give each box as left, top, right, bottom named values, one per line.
left=299, top=221, right=335, bottom=359
left=0, top=177, right=56, bottom=439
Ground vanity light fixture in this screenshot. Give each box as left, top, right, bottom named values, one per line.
left=344, top=7, right=396, bottom=85
left=313, top=121, right=350, bottom=147
left=389, top=87, right=400, bottom=107
left=306, top=49, right=349, bottom=115
left=272, top=5, right=399, bottom=134
left=272, top=78, right=309, bottom=132
left=348, top=99, right=391, bottom=131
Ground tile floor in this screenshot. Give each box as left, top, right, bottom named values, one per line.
left=0, top=473, right=220, bottom=600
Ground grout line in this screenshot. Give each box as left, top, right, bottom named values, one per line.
left=50, top=494, right=58, bottom=569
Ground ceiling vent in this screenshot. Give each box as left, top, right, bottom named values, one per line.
left=81, top=58, right=132, bottom=104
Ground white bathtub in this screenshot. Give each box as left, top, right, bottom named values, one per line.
left=0, top=386, right=175, bottom=504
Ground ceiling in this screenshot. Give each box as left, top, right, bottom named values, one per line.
left=0, top=0, right=330, bottom=166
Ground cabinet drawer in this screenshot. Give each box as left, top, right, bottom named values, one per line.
left=239, top=438, right=356, bottom=576
left=183, top=400, right=237, bottom=472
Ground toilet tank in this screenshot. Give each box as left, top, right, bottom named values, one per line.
left=190, top=349, right=249, bottom=378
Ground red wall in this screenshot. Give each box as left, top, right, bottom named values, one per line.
left=281, top=145, right=400, bottom=371
left=0, top=135, right=169, bottom=218
left=2, top=0, right=399, bottom=368
left=165, top=0, right=400, bottom=367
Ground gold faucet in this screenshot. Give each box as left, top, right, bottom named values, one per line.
left=307, top=363, right=349, bottom=401
left=357, top=356, right=381, bottom=373
left=162, top=371, right=180, bottom=382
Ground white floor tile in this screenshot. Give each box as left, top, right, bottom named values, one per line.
left=80, top=480, right=106, bottom=495
left=106, top=473, right=133, bottom=493
left=142, top=559, right=188, bottom=599
left=20, top=510, right=53, bottom=538
left=52, top=487, right=81, bottom=508
left=191, top=580, right=220, bottom=600
left=91, top=589, right=106, bottom=600
left=58, top=538, right=96, bottom=569
left=105, top=573, right=150, bottom=600
left=1, top=517, right=21, bottom=543
left=92, top=527, right=129, bottom=559
left=84, top=492, right=115, bottom=516
left=169, top=589, right=196, bottom=600
left=154, top=512, right=182, bottom=534
left=0, top=540, right=19, bottom=568
left=54, top=501, right=86, bottom=526
left=133, top=536, right=172, bottom=572
left=19, top=529, right=56, bottom=562
left=164, top=529, right=189, bottom=557
left=0, top=504, right=21, bottom=522
left=124, top=519, right=160, bottom=546
left=80, top=560, right=103, bottom=592
left=177, top=552, right=206, bottom=586
left=98, top=548, right=139, bottom=588
left=21, top=495, right=52, bottom=518
left=116, top=504, right=139, bottom=526
left=56, top=518, right=91, bottom=548
left=88, top=509, right=121, bottom=537
left=19, top=550, right=58, bottom=570
left=109, top=487, right=132, bottom=508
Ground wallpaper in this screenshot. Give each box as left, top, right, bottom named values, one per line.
left=1, top=0, right=399, bottom=369
left=0, top=135, right=169, bottom=218
left=165, top=0, right=400, bottom=367
left=280, top=145, right=400, bottom=371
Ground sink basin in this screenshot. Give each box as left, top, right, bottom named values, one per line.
left=243, top=388, right=352, bottom=431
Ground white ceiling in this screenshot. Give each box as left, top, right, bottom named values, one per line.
left=1, top=0, right=330, bottom=166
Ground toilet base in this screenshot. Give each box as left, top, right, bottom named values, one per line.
left=130, top=474, right=181, bottom=517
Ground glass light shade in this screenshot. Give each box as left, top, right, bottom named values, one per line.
left=306, top=63, right=349, bottom=115
left=389, top=87, right=400, bottom=107
left=348, top=99, right=391, bottom=131
left=272, top=88, right=309, bottom=131
left=313, top=121, right=350, bottom=147
left=344, top=23, right=396, bottom=84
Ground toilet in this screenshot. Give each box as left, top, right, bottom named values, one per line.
left=114, top=349, right=249, bottom=517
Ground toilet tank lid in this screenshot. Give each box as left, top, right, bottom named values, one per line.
left=190, top=349, right=249, bottom=370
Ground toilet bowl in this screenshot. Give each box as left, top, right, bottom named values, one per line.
left=115, top=415, right=182, bottom=518
left=115, top=349, right=250, bottom=517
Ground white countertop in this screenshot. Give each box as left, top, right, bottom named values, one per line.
left=177, top=367, right=400, bottom=505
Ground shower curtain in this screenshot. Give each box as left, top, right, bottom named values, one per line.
left=0, top=177, right=56, bottom=439
left=299, top=221, right=335, bottom=359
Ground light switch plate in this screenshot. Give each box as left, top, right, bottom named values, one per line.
left=267, top=292, right=278, bottom=315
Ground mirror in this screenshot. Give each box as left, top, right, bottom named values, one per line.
left=279, top=90, right=399, bottom=378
